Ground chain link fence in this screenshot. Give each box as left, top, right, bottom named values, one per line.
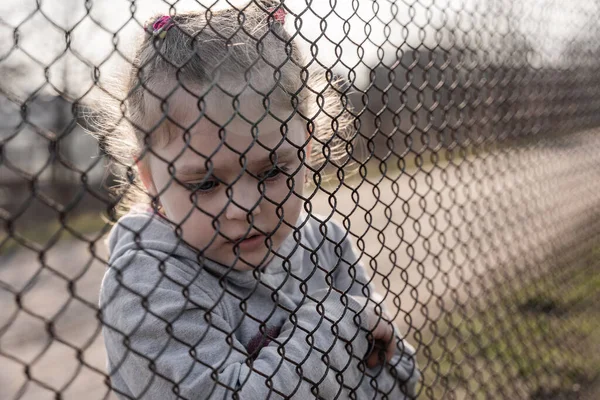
left=1, top=0, right=600, bottom=399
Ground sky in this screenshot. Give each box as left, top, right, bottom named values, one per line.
left=0, top=0, right=598, bottom=101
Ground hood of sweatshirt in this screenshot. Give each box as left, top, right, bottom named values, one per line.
left=105, top=207, right=305, bottom=287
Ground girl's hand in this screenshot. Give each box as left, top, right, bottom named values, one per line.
left=363, top=302, right=396, bottom=368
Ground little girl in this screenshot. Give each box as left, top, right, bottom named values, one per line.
left=96, top=2, right=419, bottom=399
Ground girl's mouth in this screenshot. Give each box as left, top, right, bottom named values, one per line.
left=230, top=234, right=265, bottom=251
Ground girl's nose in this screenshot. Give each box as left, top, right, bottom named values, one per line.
left=224, top=182, right=262, bottom=221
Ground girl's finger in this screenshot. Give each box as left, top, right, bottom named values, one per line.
left=366, top=341, right=387, bottom=368
left=377, top=327, right=395, bottom=364
left=366, top=352, right=379, bottom=368
left=386, top=334, right=396, bottom=362
left=371, top=324, right=396, bottom=366
left=372, top=319, right=394, bottom=343
left=379, top=310, right=397, bottom=362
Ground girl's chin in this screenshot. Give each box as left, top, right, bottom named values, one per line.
left=213, top=249, right=275, bottom=271
left=233, top=252, right=276, bottom=271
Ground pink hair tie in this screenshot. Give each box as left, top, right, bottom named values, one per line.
left=146, top=15, right=174, bottom=39
left=269, top=7, right=286, bottom=24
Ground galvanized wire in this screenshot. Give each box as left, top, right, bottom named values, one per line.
left=1, top=0, right=600, bottom=399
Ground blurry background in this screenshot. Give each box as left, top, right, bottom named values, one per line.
left=1, top=0, right=599, bottom=399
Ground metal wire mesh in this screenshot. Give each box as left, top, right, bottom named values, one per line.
left=1, top=0, right=600, bottom=399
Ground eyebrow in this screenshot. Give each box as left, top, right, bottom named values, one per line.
left=174, top=147, right=299, bottom=177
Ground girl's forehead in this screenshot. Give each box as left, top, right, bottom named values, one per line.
left=153, top=123, right=304, bottom=182
left=155, top=120, right=305, bottom=173
left=157, top=79, right=296, bottom=128
left=158, top=101, right=305, bottom=157
left=148, top=80, right=306, bottom=157
left=178, top=117, right=305, bottom=154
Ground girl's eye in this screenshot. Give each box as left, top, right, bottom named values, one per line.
left=260, top=165, right=288, bottom=180
left=184, top=179, right=218, bottom=193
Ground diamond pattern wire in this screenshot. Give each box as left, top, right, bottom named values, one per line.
left=1, top=0, right=600, bottom=399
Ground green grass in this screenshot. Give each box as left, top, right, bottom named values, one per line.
left=416, top=245, right=600, bottom=399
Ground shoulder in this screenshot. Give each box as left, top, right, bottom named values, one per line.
left=100, top=221, right=224, bottom=325
left=101, top=242, right=222, bottom=299
left=105, top=210, right=186, bottom=261
left=300, top=212, right=351, bottom=248
left=99, top=254, right=227, bottom=340
left=298, top=213, right=357, bottom=266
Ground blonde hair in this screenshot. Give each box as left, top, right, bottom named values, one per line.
left=89, top=1, right=357, bottom=217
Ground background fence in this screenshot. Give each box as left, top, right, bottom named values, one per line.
left=1, top=0, right=600, bottom=398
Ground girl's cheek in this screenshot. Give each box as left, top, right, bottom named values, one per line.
left=189, top=194, right=222, bottom=215
left=267, top=179, right=295, bottom=203
left=292, top=169, right=306, bottom=197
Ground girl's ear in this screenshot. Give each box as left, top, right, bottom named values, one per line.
left=136, top=159, right=158, bottom=197
left=305, top=134, right=312, bottom=160
left=304, top=135, right=312, bottom=185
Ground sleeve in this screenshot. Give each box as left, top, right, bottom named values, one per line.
left=100, top=253, right=375, bottom=400
left=324, top=218, right=421, bottom=397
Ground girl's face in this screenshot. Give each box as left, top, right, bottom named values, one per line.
left=139, top=89, right=307, bottom=270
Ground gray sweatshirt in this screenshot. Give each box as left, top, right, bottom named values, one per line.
left=100, top=209, right=420, bottom=399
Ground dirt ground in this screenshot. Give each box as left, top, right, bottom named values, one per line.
left=1, top=129, right=600, bottom=399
